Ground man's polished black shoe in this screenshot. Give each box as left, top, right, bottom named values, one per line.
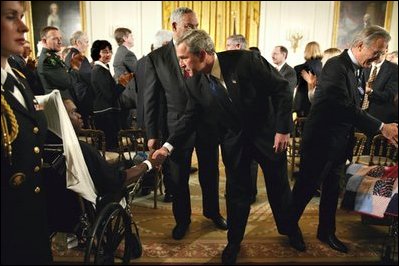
left=221, top=243, right=240, bottom=265
left=288, top=227, right=306, bottom=252
left=206, top=215, right=228, bottom=230
left=172, top=223, right=190, bottom=240
left=317, top=233, right=348, bottom=253
left=163, top=193, right=173, bottom=203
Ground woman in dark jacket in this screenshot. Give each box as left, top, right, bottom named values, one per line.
left=90, top=40, right=131, bottom=150
left=293, top=41, right=323, bottom=117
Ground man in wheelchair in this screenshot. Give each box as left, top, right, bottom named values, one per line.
left=42, top=97, right=159, bottom=238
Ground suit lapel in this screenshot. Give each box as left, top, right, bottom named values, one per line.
left=342, top=51, right=358, bottom=105
left=372, top=61, right=386, bottom=89
left=166, top=41, right=185, bottom=82
left=280, top=64, right=287, bottom=76
left=217, top=53, right=240, bottom=105
left=3, top=90, right=37, bottom=122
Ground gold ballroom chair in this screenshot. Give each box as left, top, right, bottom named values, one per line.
left=349, top=133, right=398, bottom=263
left=118, top=129, right=163, bottom=209
left=288, top=116, right=307, bottom=178
left=356, top=133, right=398, bottom=166
left=78, top=129, right=120, bottom=165
left=352, top=132, right=368, bottom=164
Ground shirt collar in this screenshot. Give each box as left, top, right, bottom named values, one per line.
left=210, top=53, right=222, bottom=80
left=1, top=61, right=18, bottom=86
left=94, top=60, right=109, bottom=70
left=348, top=48, right=361, bottom=69
left=276, top=62, right=285, bottom=72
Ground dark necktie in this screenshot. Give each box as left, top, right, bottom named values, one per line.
left=355, top=68, right=364, bottom=96
left=209, top=75, right=232, bottom=102
left=3, top=73, right=24, bottom=93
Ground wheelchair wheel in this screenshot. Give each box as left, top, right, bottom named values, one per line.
left=84, top=203, right=133, bottom=264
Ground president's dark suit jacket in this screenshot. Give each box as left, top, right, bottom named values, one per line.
left=302, top=50, right=381, bottom=165
left=168, top=50, right=292, bottom=162
left=364, top=60, right=398, bottom=123
left=144, top=40, right=195, bottom=148
left=279, top=63, right=297, bottom=95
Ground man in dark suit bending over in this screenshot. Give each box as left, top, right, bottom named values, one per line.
left=152, top=29, right=295, bottom=265
left=289, top=25, right=398, bottom=254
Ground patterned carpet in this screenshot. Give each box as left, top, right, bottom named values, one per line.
left=53, top=155, right=394, bottom=264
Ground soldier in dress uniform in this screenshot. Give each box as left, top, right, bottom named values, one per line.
left=1, top=1, right=52, bottom=264
left=37, top=26, right=78, bottom=101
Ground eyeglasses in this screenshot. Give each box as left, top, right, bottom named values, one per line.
left=366, top=45, right=386, bottom=58
left=100, top=50, right=112, bottom=55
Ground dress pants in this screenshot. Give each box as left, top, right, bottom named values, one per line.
left=195, top=125, right=221, bottom=218
left=222, top=132, right=292, bottom=245
left=291, top=153, right=345, bottom=236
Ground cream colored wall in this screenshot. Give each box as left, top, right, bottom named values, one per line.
left=259, top=1, right=334, bottom=66
left=84, top=1, right=398, bottom=69
left=389, top=1, right=398, bottom=52
left=85, top=1, right=162, bottom=73
left=259, top=1, right=398, bottom=67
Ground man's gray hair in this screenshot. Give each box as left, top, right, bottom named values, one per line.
left=153, top=30, right=173, bottom=50
left=351, top=25, right=391, bottom=48
left=170, top=7, right=194, bottom=24
left=176, top=29, right=215, bottom=55
left=227, top=34, right=247, bottom=49
left=70, top=30, right=86, bottom=46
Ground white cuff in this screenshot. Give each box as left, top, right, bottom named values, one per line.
left=379, top=122, right=384, bottom=131
left=143, top=160, right=153, bottom=172
left=163, top=142, right=174, bottom=154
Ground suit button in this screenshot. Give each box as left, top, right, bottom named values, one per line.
left=9, top=173, right=26, bottom=188
left=33, top=127, right=39, bottom=134
left=34, top=187, right=41, bottom=193
left=34, top=166, right=40, bottom=172
left=34, top=146, right=40, bottom=153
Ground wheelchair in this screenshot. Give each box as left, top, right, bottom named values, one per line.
left=42, top=143, right=143, bottom=264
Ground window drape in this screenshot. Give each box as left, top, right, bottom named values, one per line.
left=162, top=1, right=260, bottom=52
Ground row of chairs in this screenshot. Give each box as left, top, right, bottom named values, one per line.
left=287, top=117, right=398, bottom=176
left=288, top=117, right=398, bottom=263
left=78, top=128, right=163, bottom=209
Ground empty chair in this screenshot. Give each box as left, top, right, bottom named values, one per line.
left=79, top=129, right=120, bottom=165
left=288, top=117, right=307, bottom=177
left=352, top=132, right=367, bottom=164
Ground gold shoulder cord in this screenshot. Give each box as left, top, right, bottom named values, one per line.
left=1, top=90, right=19, bottom=164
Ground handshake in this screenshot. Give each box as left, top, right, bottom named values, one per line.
left=145, top=139, right=172, bottom=169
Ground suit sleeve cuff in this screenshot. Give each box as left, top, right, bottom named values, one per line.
left=163, top=142, right=174, bottom=154
left=379, top=122, right=384, bottom=132
left=143, top=160, right=153, bottom=172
